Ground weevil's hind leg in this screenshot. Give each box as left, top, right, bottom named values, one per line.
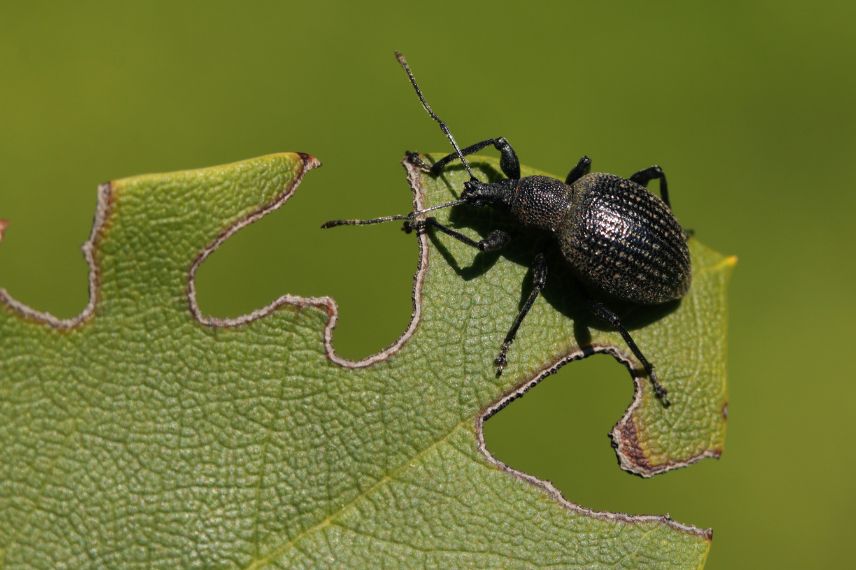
left=430, top=137, right=521, bottom=180
left=407, top=217, right=511, bottom=252
left=630, top=165, right=671, bottom=209
left=565, top=155, right=592, bottom=184
left=495, top=253, right=548, bottom=375
left=589, top=301, right=670, bottom=407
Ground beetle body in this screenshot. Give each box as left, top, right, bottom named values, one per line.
left=462, top=173, right=691, bottom=306
left=323, top=52, right=692, bottom=406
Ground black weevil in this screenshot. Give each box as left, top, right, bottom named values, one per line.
left=323, top=52, right=690, bottom=407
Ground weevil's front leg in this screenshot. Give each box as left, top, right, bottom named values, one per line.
left=589, top=300, right=670, bottom=407
left=495, top=253, right=548, bottom=376
left=405, top=217, right=510, bottom=252
left=429, top=137, right=521, bottom=180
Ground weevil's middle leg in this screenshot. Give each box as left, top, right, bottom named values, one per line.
left=430, top=137, right=521, bottom=180
left=495, top=253, right=548, bottom=376
left=589, top=300, right=670, bottom=407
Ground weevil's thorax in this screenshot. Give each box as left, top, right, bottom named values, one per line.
left=506, top=176, right=574, bottom=233
left=560, top=172, right=691, bottom=305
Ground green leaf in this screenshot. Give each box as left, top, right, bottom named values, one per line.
left=0, top=152, right=733, bottom=568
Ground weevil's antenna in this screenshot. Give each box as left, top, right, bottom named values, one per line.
left=321, top=198, right=467, bottom=229
left=395, top=51, right=478, bottom=181
left=322, top=54, right=476, bottom=231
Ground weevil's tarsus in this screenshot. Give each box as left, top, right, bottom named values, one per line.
left=405, top=151, right=433, bottom=173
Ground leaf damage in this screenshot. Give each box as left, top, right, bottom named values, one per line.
left=0, top=151, right=732, bottom=568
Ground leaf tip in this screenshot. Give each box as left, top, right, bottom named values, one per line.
left=710, top=254, right=738, bottom=274
left=713, top=253, right=738, bottom=280
left=297, top=152, right=322, bottom=171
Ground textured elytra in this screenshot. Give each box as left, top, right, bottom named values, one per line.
left=0, top=152, right=733, bottom=568
left=563, top=172, right=691, bottom=305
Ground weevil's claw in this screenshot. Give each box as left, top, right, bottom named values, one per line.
left=655, top=387, right=671, bottom=408
left=683, top=227, right=695, bottom=240
left=494, top=350, right=508, bottom=377
left=405, top=151, right=432, bottom=173
left=403, top=215, right=429, bottom=234
left=649, top=370, right=671, bottom=408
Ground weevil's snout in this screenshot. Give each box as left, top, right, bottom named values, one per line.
left=461, top=179, right=482, bottom=198
left=461, top=179, right=492, bottom=206
left=461, top=178, right=485, bottom=193
left=462, top=179, right=514, bottom=208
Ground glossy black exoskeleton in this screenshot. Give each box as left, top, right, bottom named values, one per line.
left=322, top=53, right=691, bottom=407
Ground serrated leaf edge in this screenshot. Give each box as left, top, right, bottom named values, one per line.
left=0, top=152, right=714, bottom=564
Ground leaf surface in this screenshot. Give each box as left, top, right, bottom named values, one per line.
left=0, top=152, right=733, bottom=568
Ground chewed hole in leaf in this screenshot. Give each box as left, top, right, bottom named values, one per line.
left=0, top=152, right=728, bottom=567
left=192, top=166, right=415, bottom=362
left=483, top=353, right=715, bottom=525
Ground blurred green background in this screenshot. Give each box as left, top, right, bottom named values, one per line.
left=2, top=1, right=854, bottom=567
